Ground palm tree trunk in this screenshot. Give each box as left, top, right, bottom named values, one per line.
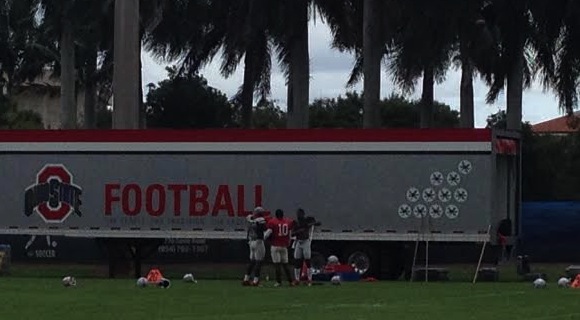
left=459, top=57, right=474, bottom=128
left=139, top=55, right=146, bottom=129
left=83, top=49, right=97, bottom=129
left=60, top=20, right=76, bottom=129
left=286, top=0, right=309, bottom=129
left=113, top=0, right=140, bottom=129
left=506, top=49, right=524, bottom=131
left=241, top=52, right=256, bottom=128
left=5, top=75, right=13, bottom=97
left=363, top=0, right=381, bottom=128
left=420, top=66, right=434, bottom=128
left=286, top=74, right=294, bottom=127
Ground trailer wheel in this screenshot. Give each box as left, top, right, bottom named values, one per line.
left=342, top=245, right=378, bottom=277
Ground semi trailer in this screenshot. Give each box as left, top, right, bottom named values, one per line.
left=0, top=128, right=520, bottom=279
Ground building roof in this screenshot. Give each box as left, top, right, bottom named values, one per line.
left=532, top=112, right=580, bottom=134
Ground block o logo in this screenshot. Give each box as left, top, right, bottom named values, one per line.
left=24, top=164, right=82, bottom=223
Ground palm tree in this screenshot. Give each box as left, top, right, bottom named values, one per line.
left=217, top=0, right=277, bottom=128
left=273, top=0, right=351, bottom=129
left=386, top=0, right=502, bottom=129
left=330, top=0, right=391, bottom=128
left=0, top=0, right=54, bottom=96
left=84, top=2, right=115, bottom=129
left=65, top=0, right=115, bottom=129
left=144, top=0, right=219, bottom=74
left=528, top=0, right=580, bottom=117
left=387, top=0, right=456, bottom=128
left=60, top=19, right=75, bottom=129
left=144, top=0, right=274, bottom=128
left=362, top=0, right=382, bottom=128
left=335, top=0, right=500, bottom=129
left=482, top=0, right=580, bottom=131
left=272, top=0, right=309, bottom=128
left=38, top=0, right=81, bottom=129
left=113, top=0, right=140, bottom=129
left=109, top=0, right=168, bottom=130
left=146, top=0, right=350, bottom=129
left=38, top=0, right=117, bottom=129
left=449, top=0, right=500, bottom=128
left=479, top=0, right=534, bottom=131
left=4, top=0, right=112, bottom=129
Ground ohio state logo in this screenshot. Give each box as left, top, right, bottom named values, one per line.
left=24, top=164, right=82, bottom=223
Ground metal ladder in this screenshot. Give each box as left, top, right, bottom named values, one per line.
left=410, top=213, right=433, bottom=282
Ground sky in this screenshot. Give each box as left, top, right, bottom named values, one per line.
left=141, top=20, right=563, bottom=128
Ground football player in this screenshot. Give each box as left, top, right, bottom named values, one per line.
left=243, top=207, right=267, bottom=286
left=264, top=209, right=295, bottom=287
left=292, top=208, right=321, bottom=285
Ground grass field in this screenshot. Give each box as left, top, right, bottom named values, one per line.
left=1, top=278, right=580, bottom=320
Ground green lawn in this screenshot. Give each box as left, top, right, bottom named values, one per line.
left=1, top=278, right=580, bottom=320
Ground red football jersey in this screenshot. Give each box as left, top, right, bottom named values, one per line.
left=267, top=218, right=294, bottom=247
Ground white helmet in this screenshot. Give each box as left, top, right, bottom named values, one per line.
left=136, top=277, right=148, bottom=287
left=331, top=275, right=341, bottom=285
left=558, top=277, right=571, bottom=287
left=62, top=276, right=76, bottom=287
left=327, top=255, right=339, bottom=264
left=253, top=207, right=265, bottom=214
left=533, top=278, right=546, bottom=288
left=183, top=273, right=197, bottom=283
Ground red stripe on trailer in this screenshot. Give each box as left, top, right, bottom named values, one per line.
left=0, top=128, right=492, bottom=143
left=495, top=139, right=518, bottom=155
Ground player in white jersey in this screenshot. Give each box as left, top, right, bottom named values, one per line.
left=292, top=208, right=320, bottom=285
left=242, top=207, right=267, bottom=286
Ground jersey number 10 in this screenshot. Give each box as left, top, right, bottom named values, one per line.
left=277, top=224, right=289, bottom=236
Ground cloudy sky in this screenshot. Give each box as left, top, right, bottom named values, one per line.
left=141, top=20, right=562, bottom=128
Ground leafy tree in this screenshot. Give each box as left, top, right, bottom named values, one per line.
left=0, top=95, right=43, bottom=129
left=485, top=110, right=508, bottom=129
left=38, top=0, right=84, bottom=129
left=521, top=131, right=580, bottom=201
left=77, top=1, right=115, bottom=129
left=336, top=0, right=498, bottom=129
left=309, top=91, right=363, bottom=128
left=36, top=0, right=117, bottom=129
left=484, top=110, right=580, bottom=201
left=527, top=0, right=580, bottom=119
left=387, top=0, right=460, bottom=128
left=309, top=92, right=459, bottom=128
left=479, top=0, right=558, bottom=131
left=145, top=0, right=275, bottom=129
left=486, top=109, right=533, bottom=130
left=145, top=67, right=235, bottom=129
left=0, top=0, right=56, bottom=96
left=96, top=107, right=112, bottom=129
left=381, top=94, right=460, bottom=128
left=252, top=99, right=286, bottom=129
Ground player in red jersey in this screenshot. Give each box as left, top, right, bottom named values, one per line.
left=264, top=209, right=295, bottom=287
